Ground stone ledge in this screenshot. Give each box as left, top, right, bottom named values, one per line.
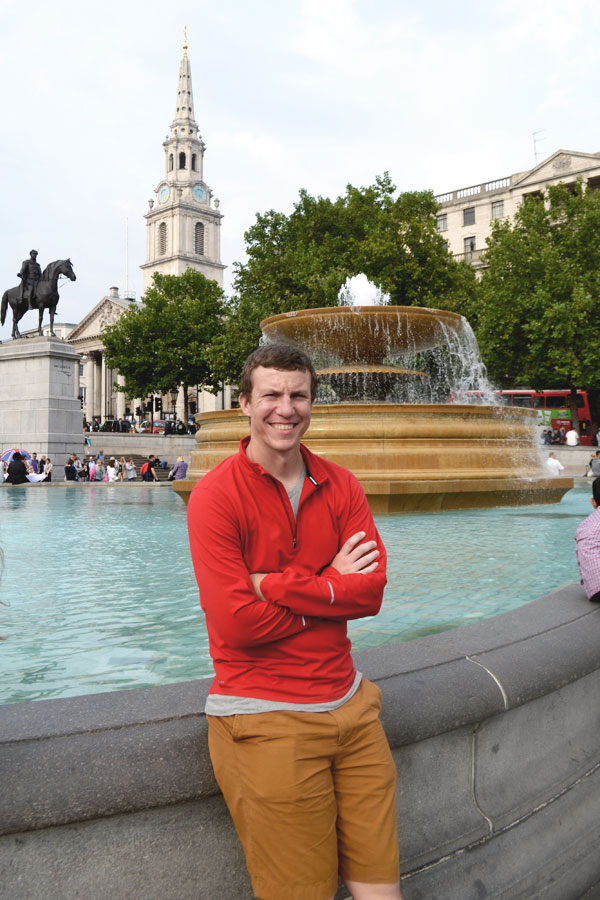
left=1, top=584, right=598, bottom=836
left=2, top=584, right=600, bottom=898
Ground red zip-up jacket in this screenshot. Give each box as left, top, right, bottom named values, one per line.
left=187, top=437, right=387, bottom=704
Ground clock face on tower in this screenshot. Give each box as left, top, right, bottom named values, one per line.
left=192, top=184, right=206, bottom=203
left=158, top=185, right=170, bottom=204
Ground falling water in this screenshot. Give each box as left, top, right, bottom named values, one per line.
left=263, top=278, right=499, bottom=406
left=389, top=315, right=499, bottom=406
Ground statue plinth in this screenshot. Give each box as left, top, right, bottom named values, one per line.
left=0, top=336, right=84, bottom=460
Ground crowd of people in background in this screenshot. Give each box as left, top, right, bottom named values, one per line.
left=2, top=449, right=190, bottom=484
left=75, top=453, right=138, bottom=482
left=3, top=398, right=199, bottom=487
left=83, top=415, right=197, bottom=435
left=541, top=426, right=581, bottom=446
left=2, top=452, right=52, bottom=484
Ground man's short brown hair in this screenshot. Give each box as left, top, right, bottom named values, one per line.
left=239, top=342, right=318, bottom=402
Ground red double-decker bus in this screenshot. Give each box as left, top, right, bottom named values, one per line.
left=496, top=389, right=594, bottom=446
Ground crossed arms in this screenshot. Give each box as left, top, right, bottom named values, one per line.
left=187, top=482, right=386, bottom=650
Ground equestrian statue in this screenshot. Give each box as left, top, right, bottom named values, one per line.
left=1, top=252, right=76, bottom=340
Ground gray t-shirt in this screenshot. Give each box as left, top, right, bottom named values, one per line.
left=205, top=467, right=360, bottom=716
left=286, top=466, right=305, bottom=519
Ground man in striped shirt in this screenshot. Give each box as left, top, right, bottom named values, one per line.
left=575, top=478, right=600, bottom=603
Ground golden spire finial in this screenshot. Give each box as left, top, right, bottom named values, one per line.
left=183, top=26, right=188, bottom=56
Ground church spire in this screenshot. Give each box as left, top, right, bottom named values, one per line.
left=142, top=32, right=225, bottom=293
left=171, top=28, right=198, bottom=139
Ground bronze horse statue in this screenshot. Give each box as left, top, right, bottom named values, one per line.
left=1, top=258, right=76, bottom=339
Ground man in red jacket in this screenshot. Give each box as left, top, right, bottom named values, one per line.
left=187, top=342, right=402, bottom=900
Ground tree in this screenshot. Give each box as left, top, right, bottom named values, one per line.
left=102, top=269, right=227, bottom=420
left=474, top=181, right=600, bottom=428
left=211, top=174, right=476, bottom=384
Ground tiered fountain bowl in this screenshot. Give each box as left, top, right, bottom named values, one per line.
left=173, top=306, right=573, bottom=512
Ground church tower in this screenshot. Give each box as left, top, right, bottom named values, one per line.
left=141, top=33, right=225, bottom=292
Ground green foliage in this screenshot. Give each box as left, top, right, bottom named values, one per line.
left=102, top=269, right=227, bottom=401
left=215, top=173, right=476, bottom=382
left=475, top=181, right=600, bottom=393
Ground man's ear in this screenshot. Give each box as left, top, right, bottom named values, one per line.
left=239, top=393, right=250, bottom=416
left=591, top=498, right=598, bottom=510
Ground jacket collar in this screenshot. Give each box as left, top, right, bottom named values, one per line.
left=237, top=435, right=329, bottom=486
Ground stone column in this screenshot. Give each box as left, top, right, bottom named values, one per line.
left=93, top=355, right=102, bottom=420
left=116, top=374, right=126, bottom=419
left=176, top=385, right=186, bottom=422
left=100, top=354, right=107, bottom=423
left=85, top=355, right=95, bottom=423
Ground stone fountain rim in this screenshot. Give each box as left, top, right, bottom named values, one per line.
left=194, top=403, right=539, bottom=421
left=260, top=304, right=466, bottom=330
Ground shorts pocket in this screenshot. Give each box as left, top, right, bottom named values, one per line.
left=363, top=678, right=382, bottom=713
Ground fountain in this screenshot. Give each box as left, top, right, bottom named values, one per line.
left=173, top=304, right=573, bottom=511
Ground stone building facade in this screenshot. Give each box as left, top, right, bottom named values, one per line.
left=436, top=149, right=600, bottom=267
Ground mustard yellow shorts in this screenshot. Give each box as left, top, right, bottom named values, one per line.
left=207, top=678, right=399, bottom=900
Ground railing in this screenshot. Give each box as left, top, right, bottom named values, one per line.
left=457, top=185, right=481, bottom=199
left=453, top=249, right=486, bottom=265
left=484, top=177, right=510, bottom=192
left=436, top=175, right=512, bottom=205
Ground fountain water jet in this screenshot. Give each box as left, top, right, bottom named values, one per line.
left=174, top=304, right=573, bottom=512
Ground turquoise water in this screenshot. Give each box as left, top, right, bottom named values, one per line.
left=0, top=483, right=590, bottom=705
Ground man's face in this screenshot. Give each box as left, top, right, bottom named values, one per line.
left=239, top=366, right=312, bottom=460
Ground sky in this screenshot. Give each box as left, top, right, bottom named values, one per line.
left=1, top=0, right=600, bottom=340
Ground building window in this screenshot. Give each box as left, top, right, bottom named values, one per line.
left=179, top=152, right=186, bottom=169
left=463, top=207, right=475, bottom=226
left=79, top=363, right=84, bottom=377
left=464, top=236, right=476, bottom=255
left=195, top=222, right=205, bottom=255
left=491, top=200, right=504, bottom=220
left=436, top=213, right=448, bottom=232
left=169, top=154, right=174, bottom=171
left=159, top=222, right=167, bottom=256
left=191, top=154, right=197, bottom=171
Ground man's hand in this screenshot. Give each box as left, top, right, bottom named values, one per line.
left=330, top=531, right=380, bottom=575
left=250, top=572, right=267, bottom=601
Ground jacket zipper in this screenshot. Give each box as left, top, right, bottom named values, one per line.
left=274, top=480, right=297, bottom=548
left=272, top=472, right=319, bottom=550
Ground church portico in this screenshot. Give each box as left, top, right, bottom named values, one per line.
left=69, top=288, right=140, bottom=425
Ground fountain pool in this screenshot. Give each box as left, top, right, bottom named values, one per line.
left=0, top=483, right=590, bottom=704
